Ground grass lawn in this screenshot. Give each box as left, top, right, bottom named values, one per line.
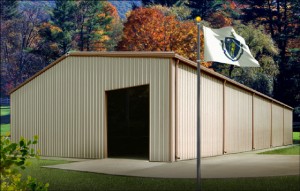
left=259, top=145, right=300, bottom=155
left=0, top=123, right=10, bottom=136
left=19, top=159, right=300, bottom=191
left=0, top=106, right=10, bottom=116
left=293, top=132, right=300, bottom=141
left=0, top=106, right=10, bottom=136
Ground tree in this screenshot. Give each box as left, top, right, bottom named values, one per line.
left=142, top=0, right=178, bottom=6
left=50, top=0, right=77, bottom=54
left=207, top=12, right=233, bottom=28
left=236, top=0, right=300, bottom=105
left=101, top=2, right=123, bottom=51
left=1, top=1, right=49, bottom=93
left=212, top=23, right=279, bottom=96
left=0, top=0, right=19, bottom=21
left=35, top=0, right=77, bottom=67
left=76, top=0, right=112, bottom=51
left=0, top=0, right=20, bottom=96
left=118, top=7, right=210, bottom=66
left=150, top=2, right=192, bottom=21
left=187, top=0, right=223, bottom=19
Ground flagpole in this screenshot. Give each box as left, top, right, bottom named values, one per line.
left=195, top=16, right=202, bottom=191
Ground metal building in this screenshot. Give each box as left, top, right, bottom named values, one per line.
left=10, top=52, right=293, bottom=162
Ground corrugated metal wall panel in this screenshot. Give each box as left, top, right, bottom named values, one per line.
left=11, top=57, right=170, bottom=161
left=224, top=84, right=252, bottom=154
left=201, top=73, right=223, bottom=157
left=271, top=103, right=284, bottom=147
left=253, top=96, right=271, bottom=150
left=283, top=108, right=293, bottom=145
left=177, top=63, right=197, bottom=160
left=176, top=64, right=223, bottom=160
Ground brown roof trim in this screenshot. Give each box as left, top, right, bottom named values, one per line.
left=68, top=51, right=177, bottom=58
left=9, top=51, right=293, bottom=110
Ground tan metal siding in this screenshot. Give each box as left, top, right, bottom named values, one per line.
left=271, top=103, right=284, bottom=147
left=176, top=64, right=223, bottom=160
left=283, top=108, right=293, bottom=145
left=253, top=96, right=271, bottom=150
left=224, top=84, right=252, bottom=154
left=11, top=57, right=170, bottom=161
left=201, top=73, right=224, bottom=157
left=169, top=59, right=176, bottom=162
left=177, top=63, right=197, bottom=160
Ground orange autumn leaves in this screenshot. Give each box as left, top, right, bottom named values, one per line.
left=118, top=7, right=210, bottom=67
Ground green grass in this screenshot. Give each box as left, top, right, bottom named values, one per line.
left=0, top=123, right=10, bottom=136
left=293, top=132, right=300, bottom=141
left=259, top=145, right=300, bottom=155
left=18, top=159, right=300, bottom=191
left=0, top=106, right=10, bottom=136
left=0, top=106, right=10, bottom=116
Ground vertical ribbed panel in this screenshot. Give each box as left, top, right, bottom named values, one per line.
left=201, top=73, right=223, bottom=157
left=253, top=96, right=271, bottom=150
left=11, top=57, right=170, bottom=161
left=177, top=64, right=223, bottom=160
left=224, top=84, right=252, bottom=154
left=283, top=108, right=293, bottom=145
left=271, top=103, right=284, bottom=147
left=169, top=60, right=176, bottom=162
left=177, top=63, right=197, bottom=160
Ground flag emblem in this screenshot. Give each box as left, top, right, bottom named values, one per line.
left=221, top=37, right=243, bottom=61
left=203, top=26, right=259, bottom=67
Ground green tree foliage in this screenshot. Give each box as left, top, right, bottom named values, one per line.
left=36, top=0, right=77, bottom=65
left=212, top=24, right=279, bottom=96
left=76, top=0, right=112, bottom=51
left=50, top=0, right=77, bottom=54
left=0, top=135, right=49, bottom=191
left=236, top=0, right=300, bottom=106
left=149, top=1, right=192, bottom=20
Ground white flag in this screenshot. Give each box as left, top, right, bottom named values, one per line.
left=203, top=26, right=259, bottom=67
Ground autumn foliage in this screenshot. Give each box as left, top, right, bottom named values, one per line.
left=207, top=12, right=233, bottom=28
left=118, top=7, right=210, bottom=67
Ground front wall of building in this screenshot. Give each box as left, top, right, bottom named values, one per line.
left=11, top=56, right=170, bottom=161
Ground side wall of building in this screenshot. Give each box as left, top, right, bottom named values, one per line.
left=224, top=84, right=253, bottom=154
left=176, top=62, right=293, bottom=160
left=253, top=96, right=272, bottom=150
left=11, top=56, right=170, bottom=161
left=176, top=63, right=224, bottom=159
